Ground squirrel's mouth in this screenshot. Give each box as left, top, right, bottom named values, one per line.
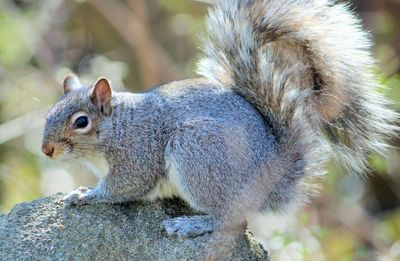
left=41, top=141, right=69, bottom=160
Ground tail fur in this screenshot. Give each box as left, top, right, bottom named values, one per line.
left=197, top=0, right=399, bottom=175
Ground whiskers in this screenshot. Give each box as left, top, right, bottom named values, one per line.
left=68, top=141, right=133, bottom=159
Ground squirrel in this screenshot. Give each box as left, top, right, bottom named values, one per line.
left=42, top=0, right=398, bottom=238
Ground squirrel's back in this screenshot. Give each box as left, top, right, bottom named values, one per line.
left=154, top=78, right=273, bottom=130
left=109, top=78, right=277, bottom=155
left=140, top=78, right=277, bottom=153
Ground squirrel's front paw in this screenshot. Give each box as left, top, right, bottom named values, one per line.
left=63, top=187, right=91, bottom=206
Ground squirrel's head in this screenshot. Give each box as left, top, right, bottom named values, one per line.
left=41, top=74, right=112, bottom=161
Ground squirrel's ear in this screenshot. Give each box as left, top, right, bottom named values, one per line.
left=91, top=77, right=112, bottom=116
left=63, top=73, right=82, bottom=94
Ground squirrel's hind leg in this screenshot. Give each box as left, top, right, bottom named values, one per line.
left=164, top=119, right=257, bottom=237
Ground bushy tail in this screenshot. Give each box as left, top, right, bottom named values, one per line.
left=197, top=0, right=398, bottom=175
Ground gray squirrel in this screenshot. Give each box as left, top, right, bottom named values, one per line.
left=42, top=0, right=398, bottom=238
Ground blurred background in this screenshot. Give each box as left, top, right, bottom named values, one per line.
left=0, top=0, right=399, bottom=260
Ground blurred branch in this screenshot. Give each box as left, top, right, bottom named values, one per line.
left=87, top=0, right=183, bottom=87
left=127, top=0, right=149, bottom=25
left=0, top=109, right=45, bottom=144
left=2, top=0, right=64, bottom=71
left=193, top=0, right=214, bottom=3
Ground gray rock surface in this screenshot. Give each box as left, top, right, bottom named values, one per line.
left=0, top=194, right=268, bottom=260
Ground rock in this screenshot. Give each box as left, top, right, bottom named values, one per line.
left=0, top=194, right=268, bottom=260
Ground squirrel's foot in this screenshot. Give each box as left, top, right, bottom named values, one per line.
left=63, top=187, right=91, bottom=206
left=163, top=215, right=217, bottom=237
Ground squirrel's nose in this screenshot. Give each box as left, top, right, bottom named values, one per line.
left=42, top=142, right=55, bottom=158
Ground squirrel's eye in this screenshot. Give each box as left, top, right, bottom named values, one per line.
left=74, top=116, right=89, bottom=129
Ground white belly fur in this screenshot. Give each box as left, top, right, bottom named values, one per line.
left=144, top=157, right=187, bottom=202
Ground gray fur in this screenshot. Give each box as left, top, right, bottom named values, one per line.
left=198, top=0, right=399, bottom=175
left=163, top=216, right=217, bottom=237
left=43, top=0, right=398, bottom=238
